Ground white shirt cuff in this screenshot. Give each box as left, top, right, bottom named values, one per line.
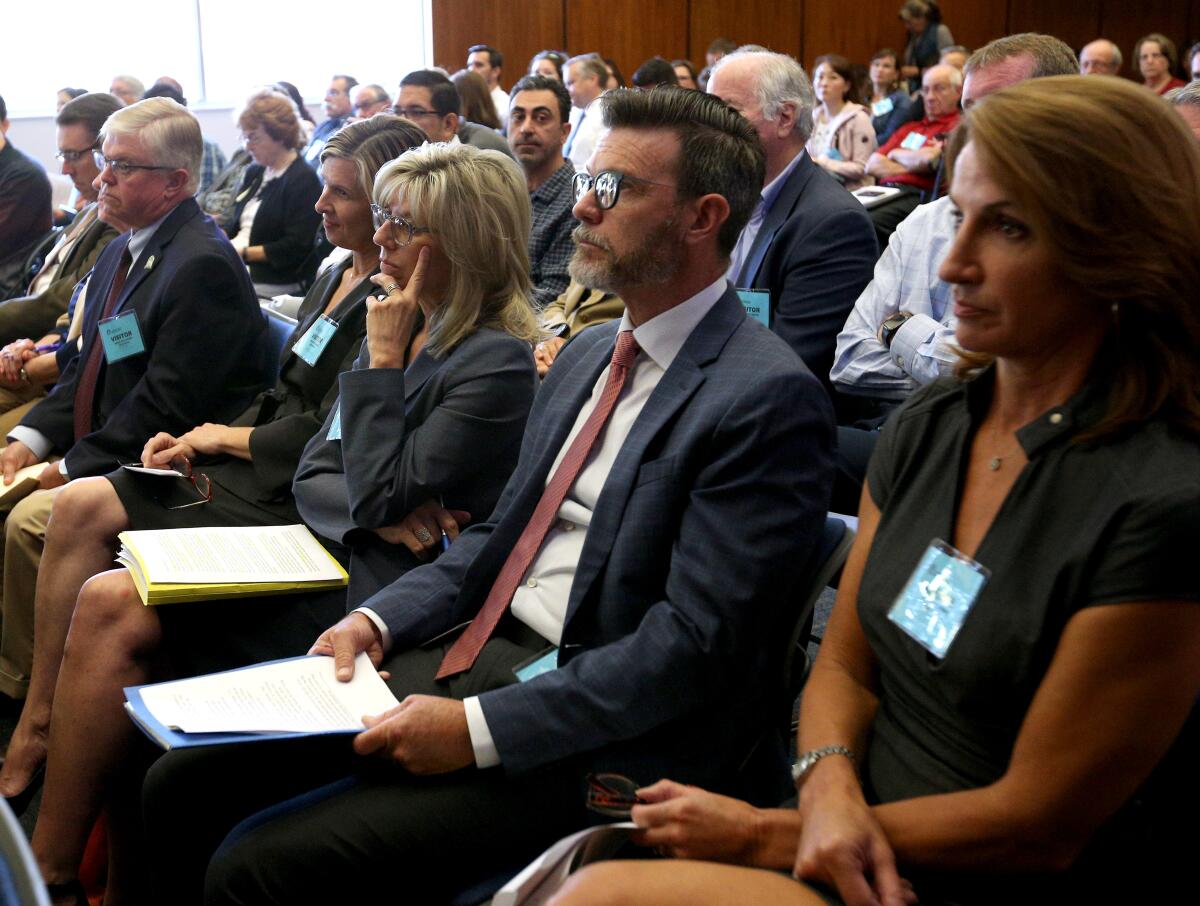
left=6, top=426, right=53, bottom=461
left=352, top=607, right=392, bottom=652
left=463, top=695, right=501, bottom=769
left=889, top=313, right=942, bottom=380
left=58, top=460, right=69, bottom=479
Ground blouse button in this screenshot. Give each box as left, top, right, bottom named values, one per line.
left=1049, top=412, right=1064, bottom=425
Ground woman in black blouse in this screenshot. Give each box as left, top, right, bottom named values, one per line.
left=227, top=88, right=323, bottom=296
left=2, top=116, right=426, bottom=902
left=549, top=76, right=1200, bottom=906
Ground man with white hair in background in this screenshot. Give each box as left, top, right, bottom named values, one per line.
left=108, top=75, right=144, bottom=106
left=1079, top=39, right=1122, bottom=76
left=1166, top=81, right=1200, bottom=142
left=708, top=47, right=876, bottom=391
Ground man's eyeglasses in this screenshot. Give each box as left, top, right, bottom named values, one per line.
left=393, top=106, right=440, bottom=121
left=572, top=170, right=674, bottom=210
left=370, top=204, right=432, bottom=247
left=56, top=141, right=100, bottom=164
left=93, top=152, right=173, bottom=178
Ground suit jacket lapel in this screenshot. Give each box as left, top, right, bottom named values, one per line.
left=403, top=349, right=445, bottom=405
left=564, top=290, right=746, bottom=624
left=112, top=198, right=201, bottom=315
left=736, top=151, right=815, bottom=288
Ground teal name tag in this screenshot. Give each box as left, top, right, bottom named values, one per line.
left=99, top=310, right=145, bottom=364
left=736, top=290, right=770, bottom=328
left=827, top=147, right=844, bottom=161
left=872, top=98, right=895, bottom=117
left=327, top=404, right=342, bottom=441
left=513, top=647, right=558, bottom=682
left=900, top=131, right=927, bottom=151
left=292, top=315, right=339, bottom=367
left=888, top=540, right=989, bottom=659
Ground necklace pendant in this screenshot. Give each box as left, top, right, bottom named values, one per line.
left=988, top=457, right=1002, bottom=471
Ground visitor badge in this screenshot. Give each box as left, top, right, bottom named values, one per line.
left=292, top=315, right=339, bottom=366
left=736, top=289, right=770, bottom=328
left=326, top=403, right=342, bottom=441
left=513, top=646, right=558, bottom=682
left=887, top=539, right=989, bottom=659
left=872, top=98, right=895, bottom=117
left=827, top=147, right=844, bottom=161
left=900, top=131, right=927, bottom=151
left=99, top=310, right=146, bottom=364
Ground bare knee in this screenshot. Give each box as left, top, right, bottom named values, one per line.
left=550, top=863, right=640, bottom=906
left=45, top=477, right=129, bottom=546
left=63, top=571, right=159, bottom=661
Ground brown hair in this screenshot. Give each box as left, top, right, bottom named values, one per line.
left=450, top=69, right=500, bottom=130
left=814, top=53, right=856, bottom=103
left=954, top=76, right=1200, bottom=440
left=236, top=88, right=304, bottom=150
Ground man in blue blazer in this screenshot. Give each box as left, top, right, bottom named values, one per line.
left=0, top=98, right=270, bottom=699
left=710, top=49, right=877, bottom=394
left=147, top=88, right=835, bottom=904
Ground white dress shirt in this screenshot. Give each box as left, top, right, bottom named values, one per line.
left=358, top=276, right=729, bottom=768
left=490, top=86, right=510, bottom=130
left=567, top=96, right=605, bottom=172
left=830, top=195, right=958, bottom=399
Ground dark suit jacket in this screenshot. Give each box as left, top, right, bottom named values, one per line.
left=293, top=327, right=538, bottom=608
left=0, top=204, right=118, bottom=344
left=21, top=197, right=273, bottom=478
left=200, top=258, right=375, bottom=515
left=361, top=288, right=835, bottom=798
left=736, top=151, right=877, bottom=391
left=228, top=157, right=322, bottom=287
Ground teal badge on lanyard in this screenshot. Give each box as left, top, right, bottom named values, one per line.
left=872, top=98, right=895, bottom=117
left=292, top=315, right=339, bottom=367
left=512, top=646, right=559, bottom=682
left=736, top=290, right=770, bottom=329
left=326, top=403, right=342, bottom=441
left=99, top=310, right=146, bottom=364
left=900, top=131, right=927, bottom=151
left=887, top=539, right=989, bottom=659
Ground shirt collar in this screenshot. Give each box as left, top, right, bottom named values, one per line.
left=530, top=160, right=574, bottom=203
left=617, top=276, right=727, bottom=371
left=126, top=206, right=176, bottom=266
left=963, top=364, right=1112, bottom=460
left=761, top=148, right=805, bottom=211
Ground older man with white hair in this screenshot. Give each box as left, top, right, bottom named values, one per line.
left=0, top=97, right=271, bottom=703
left=707, top=47, right=876, bottom=389
left=1080, top=39, right=1122, bottom=76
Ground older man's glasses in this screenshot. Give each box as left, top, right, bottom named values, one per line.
left=370, top=204, right=432, bottom=247
left=92, top=151, right=173, bottom=178
left=572, top=170, right=674, bottom=210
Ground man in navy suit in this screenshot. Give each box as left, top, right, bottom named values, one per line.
left=145, top=87, right=835, bottom=904
left=0, top=97, right=270, bottom=700
left=709, top=49, right=877, bottom=396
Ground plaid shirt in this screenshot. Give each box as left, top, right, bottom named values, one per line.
left=198, top=139, right=228, bottom=198
left=528, top=160, right=577, bottom=309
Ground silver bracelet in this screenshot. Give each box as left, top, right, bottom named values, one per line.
left=792, top=744, right=856, bottom=787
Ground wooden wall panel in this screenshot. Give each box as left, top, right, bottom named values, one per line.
left=1099, top=0, right=1192, bottom=80
left=687, top=0, right=802, bottom=70
left=565, top=0, right=689, bottom=87
left=1006, top=0, right=1100, bottom=54
left=802, top=2, right=904, bottom=73
left=431, top=0, right=565, bottom=90
left=938, top=0, right=1010, bottom=56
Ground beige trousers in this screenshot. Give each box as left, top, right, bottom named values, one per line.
left=0, top=485, right=62, bottom=698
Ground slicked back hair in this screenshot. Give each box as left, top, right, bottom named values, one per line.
left=964, top=32, right=1078, bottom=79
left=56, top=92, right=123, bottom=137
left=601, top=87, right=765, bottom=256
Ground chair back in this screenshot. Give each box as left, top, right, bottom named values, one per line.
left=0, top=798, right=51, bottom=905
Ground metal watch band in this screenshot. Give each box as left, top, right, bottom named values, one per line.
left=792, top=744, right=856, bottom=786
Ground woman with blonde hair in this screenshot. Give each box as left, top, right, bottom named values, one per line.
left=549, top=74, right=1200, bottom=906
left=228, top=88, right=323, bottom=295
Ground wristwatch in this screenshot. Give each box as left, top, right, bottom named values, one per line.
left=879, top=311, right=913, bottom=349
left=792, top=745, right=856, bottom=787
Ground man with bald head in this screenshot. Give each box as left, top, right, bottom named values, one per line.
left=1080, top=39, right=1122, bottom=76
left=864, top=63, right=961, bottom=242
